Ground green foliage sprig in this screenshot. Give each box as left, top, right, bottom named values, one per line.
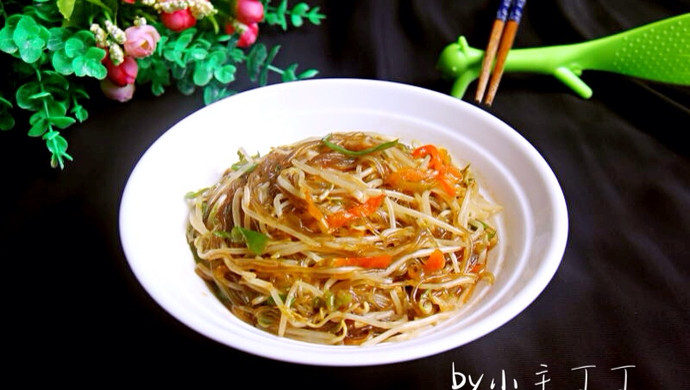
left=0, top=0, right=325, bottom=169
left=265, top=0, right=325, bottom=30
left=137, top=24, right=319, bottom=105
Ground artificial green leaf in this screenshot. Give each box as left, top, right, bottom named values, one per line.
left=264, top=13, right=277, bottom=25
left=273, top=0, right=288, bottom=30
left=176, top=78, right=196, bottom=95
left=171, top=64, right=188, bottom=79
left=164, top=48, right=182, bottom=64
left=73, top=30, right=96, bottom=45
left=0, top=25, right=19, bottom=54
left=27, top=1, right=63, bottom=24
left=175, top=29, right=196, bottom=51
left=228, top=46, right=245, bottom=62
left=29, top=91, right=52, bottom=100
left=258, top=45, right=280, bottom=86
left=193, top=63, right=213, bottom=86
left=0, top=98, right=15, bottom=130
left=203, top=84, right=234, bottom=105
left=29, top=109, right=47, bottom=126
left=206, top=50, right=227, bottom=66
left=49, top=116, right=76, bottom=129
left=57, top=0, right=76, bottom=20
left=28, top=114, right=49, bottom=137
left=307, top=8, right=326, bottom=25
left=45, top=99, right=68, bottom=117
left=43, top=71, right=69, bottom=89
left=82, top=47, right=107, bottom=78
left=155, top=35, right=168, bottom=54
left=246, top=43, right=267, bottom=81
left=0, top=115, right=15, bottom=131
left=71, top=56, right=88, bottom=77
left=43, top=130, right=73, bottom=169
left=14, top=17, right=48, bottom=63
left=71, top=104, right=88, bottom=122
left=19, top=38, right=47, bottom=63
left=64, top=36, right=85, bottom=58
left=52, top=50, right=74, bottom=74
left=84, top=46, right=106, bottom=61
left=16, top=82, right=43, bottom=110
left=193, top=38, right=212, bottom=49
left=277, top=0, right=289, bottom=15
left=154, top=62, right=171, bottom=82
left=281, top=63, right=298, bottom=82
left=70, top=85, right=89, bottom=99
left=78, top=0, right=114, bottom=14
left=137, top=56, right=153, bottom=70
left=292, top=3, right=310, bottom=15
left=298, top=69, right=319, bottom=79
left=151, top=82, right=165, bottom=96
left=290, top=14, right=303, bottom=27
left=72, top=51, right=106, bottom=78
left=214, top=64, right=236, bottom=84
left=13, top=16, right=39, bottom=41
left=44, top=130, right=69, bottom=154
left=187, top=47, right=208, bottom=61
left=48, top=27, right=70, bottom=51
left=3, top=14, right=23, bottom=28
left=85, top=59, right=107, bottom=79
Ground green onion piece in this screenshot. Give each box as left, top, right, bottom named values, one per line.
left=231, top=150, right=260, bottom=171
left=230, top=226, right=268, bottom=255
left=475, top=219, right=497, bottom=239
left=321, top=133, right=398, bottom=156
left=213, top=230, right=233, bottom=239
left=184, top=187, right=208, bottom=199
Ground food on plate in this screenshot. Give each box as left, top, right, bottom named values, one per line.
left=185, top=131, right=501, bottom=345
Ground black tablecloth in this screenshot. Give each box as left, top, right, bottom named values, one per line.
left=4, top=1, right=688, bottom=387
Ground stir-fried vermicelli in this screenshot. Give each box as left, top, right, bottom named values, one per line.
left=186, top=131, right=501, bottom=345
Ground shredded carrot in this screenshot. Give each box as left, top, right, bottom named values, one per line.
left=385, top=167, right=435, bottom=193
left=332, top=255, right=393, bottom=269
left=412, top=145, right=444, bottom=171
left=303, top=189, right=328, bottom=232
left=423, top=249, right=446, bottom=272
left=326, top=194, right=385, bottom=229
left=411, top=144, right=462, bottom=197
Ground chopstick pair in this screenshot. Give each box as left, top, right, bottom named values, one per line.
left=475, top=0, right=526, bottom=106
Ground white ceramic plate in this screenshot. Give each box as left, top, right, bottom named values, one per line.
left=119, top=78, right=568, bottom=366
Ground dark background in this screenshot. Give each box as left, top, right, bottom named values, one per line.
left=3, top=0, right=688, bottom=388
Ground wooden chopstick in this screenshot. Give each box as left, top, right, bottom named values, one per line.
left=475, top=0, right=526, bottom=106
left=474, top=0, right=513, bottom=103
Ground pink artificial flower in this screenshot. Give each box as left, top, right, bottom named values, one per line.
left=225, top=21, right=259, bottom=48
left=160, top=9, right=197, bottom=32
left=234, top=0, right=264, bottom=24
left=100, top=79, right=136, bottom=102
left=104, top=56, right=138, bottom=86
left=124, top=24, right=161, bottom=58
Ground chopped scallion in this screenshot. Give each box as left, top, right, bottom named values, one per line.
left=321, top=133, right=398, bottom=156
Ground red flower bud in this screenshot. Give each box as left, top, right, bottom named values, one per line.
left=104, top=56, right=138, bottom=87
left=160, top=9, right=197, bottom=32
left=235, top=0, right=264, bottom=24
left=225, top=21, right=259, bottom=48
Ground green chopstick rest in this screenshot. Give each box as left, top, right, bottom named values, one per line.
left=437, top=13, right=690, bottom=99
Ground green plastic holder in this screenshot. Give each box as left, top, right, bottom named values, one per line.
left=437, top=13, right=690, bottom=100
